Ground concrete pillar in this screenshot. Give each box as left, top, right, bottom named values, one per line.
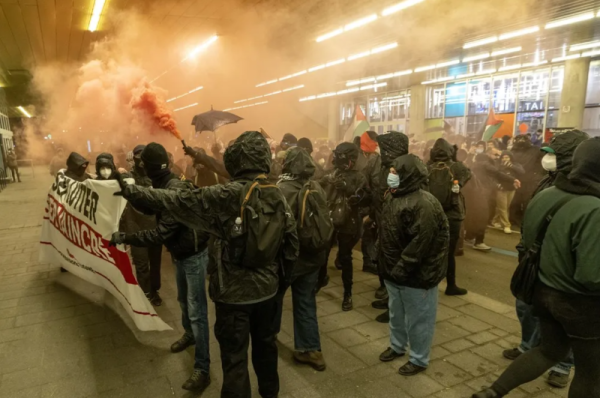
left=409, top=85, right=426, bottom=136
left=558, top=58, right=590, bottom=129
left=327, top=99, right=339, bottom=143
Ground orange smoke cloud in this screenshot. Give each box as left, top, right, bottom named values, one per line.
left=131, top=84, right=182, bottom=140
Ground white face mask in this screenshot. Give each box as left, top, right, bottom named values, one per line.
left=99, top=168, right=112, bottom=179
left=476, top=148, right=484, bottom=154
left=541, top=153, right=557, bottom=172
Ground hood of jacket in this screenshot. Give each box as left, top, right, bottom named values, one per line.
left=95, top=153, right=116, bottom=175
left=512, top=134, right=533, bottom=151
left=66, top=152, right=89, bottom=172
left=429, top=138, right=454, bottom=162
left=547, top=129, right=590, bottom=174
left=224, top=131, right=272, bottom=179
left=377, top=131, right=409, bottom=167
left=282, top=147, right=315, bottom=178
left=391, top=154, right=427, bottom=196
left=332, top=142, right=359, bottom=169
left=500, top=150, right=515, bottom=162
left=556, top=137, right=600, bottom=198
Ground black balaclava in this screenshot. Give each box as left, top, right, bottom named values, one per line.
left=333, top=142, right=359, bottom=171
left=140, top=143, right=172, bottom=187
left=133, top=144, right=146, bottom=176
left=297, top=138, right=314, bottom=154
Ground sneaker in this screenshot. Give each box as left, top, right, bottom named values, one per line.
left=502, top=347, right=522, bottom=360
left=149, top=291, right=163, bottom=306
left=182, top=369, right=211, bottom=391
left=342, top=293, right=353, bottom=311
left=473, top=243, right=492, bottom=251
left=492, top=223, right=502, bottom=229
left=547, top=370, right=569, bottom=388
left=171, top=333, right=195, bottom=353
left=379, top=347, right=405, bottom=362
left=293, top=351, right=326, bottom=371
left=445, top=285, right=468, bottom=296
left=371, top=299, right=388, bottom=310
left=398, top=361, right=427, bottom=376
left=375, top=310, right=390, bottom=323
left=375, top=286, right=388, bottom=300
left=472, top=388, right=502, bottom=398
left=504, top=227, right=512, bottom=234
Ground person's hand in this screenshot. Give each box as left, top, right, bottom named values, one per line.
left=117, top=167, right=128, bottom=174
left=109, top=232, right=126, bottom=247
left=334, top=178, right=347, bottom=190
left=113, top=172, right=130, bottom=196
left=183, top=145, right=198, bottom=159
left=514, top=179, right=521, bottom=189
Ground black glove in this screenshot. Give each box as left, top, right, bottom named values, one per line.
left=109, top=232, right=127, bottom=247
left=334, top=178, right=347, bottom=190
left=183, top=145, right=198, bottom=159
left=113, top=172, right=129, bottom=196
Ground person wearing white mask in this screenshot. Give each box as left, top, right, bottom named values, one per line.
left=94, top=153, right=118, bottom=181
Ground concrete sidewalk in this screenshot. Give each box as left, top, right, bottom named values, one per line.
left=0, top=168, right=568, bottom=398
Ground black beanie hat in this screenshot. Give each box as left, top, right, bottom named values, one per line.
left=282, top=133, right=298, bottom=146
left=297, top=138, right=313, bottom=154
left=140, top=142, right=169, bottom=170
left=133, top=144, right=146, bottom=156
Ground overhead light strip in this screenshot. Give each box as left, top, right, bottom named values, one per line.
left=382, top=0, right=424, bottom=16
left=463, top=36, right=497, bottom=49
left=570, top=41, right=600, bottom=51
left=345, top=69, right=412, bottom=87
left=499, top=26, right=539, bottom=40
left=545, top=12, right=595, bottom=29
left=491, top=47, right=522, bottom=56
left=166, top=86, right=203, bottom=103
left=552, top=54, right=581, bottom=62
left=299, top=83, right=387, bottom=102
left=462, top=52, right=490, bottom=62
left=17, top=106, right=31, bottom=118
left=88, top=0, right=106, bottom=32
left=233, top=85, right=304, bottom=104
left=174, top=103, right=199, bottom=112
left=223, top=101, right=269, bottom=112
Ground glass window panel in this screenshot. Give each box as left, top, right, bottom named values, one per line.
left=585, top=60, right=600, bottom=106
left=445, top=82, right=466, bottom=117
left=426, top=85, right=444, bottom=119
left=368, top=96, right=382, bottom=123
left=546, top=110, right=559, bottom=129
left=466, top=114, right=487, bottom=134
left=518, top=69, right=549, bottom=112
left=493, top=73, right=518, bottom=114
left=515, top=111, right=545, bottom=135
left=548, top=66, right=564, bottom=110
left=583, top=107, right=600, bottom=137
left=467, top=79, right=491, bottom=115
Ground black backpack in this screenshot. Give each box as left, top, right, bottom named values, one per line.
left=231, top=175, right=289, bottom=269
left=297, top=180, right=334, bottom=251
left=428, top=162, right=455, bottom=210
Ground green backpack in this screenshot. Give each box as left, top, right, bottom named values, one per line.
left=297, top=180, right=334, bottom=251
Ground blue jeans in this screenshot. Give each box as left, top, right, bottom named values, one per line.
left=516, top=299, right=573, bottom=374
left=385, top=280, right=438, bottom=368
left=173, top=249, right=210, bottom=373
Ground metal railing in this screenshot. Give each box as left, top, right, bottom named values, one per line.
left=0, top=168, right=7, bottom=193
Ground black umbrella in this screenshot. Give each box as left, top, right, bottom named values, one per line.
left=191, top=107, right=243, bottom=133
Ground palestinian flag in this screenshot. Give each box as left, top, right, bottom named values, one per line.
left=343, top=105, right=370, bottom=142
left=481, top=109, right=503, bottom=142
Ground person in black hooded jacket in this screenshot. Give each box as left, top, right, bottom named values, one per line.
left=111, top=143, right=212, bottom=393
left=118, top=131, right=299, bottom=398
left=491, top=151, right=524, bottom=234
left=377, top=154, right=449, bottom=376
left=274, top=147, right=328, bottom=372
left=64, top=152, right=92, bottom=182
left=95, top=153, right=118, bottom=180
left=427, top=138, right=471, bottom=296
left=509, top=134, right=545, bottom=226
left=321, top=142, right=369, bottom=312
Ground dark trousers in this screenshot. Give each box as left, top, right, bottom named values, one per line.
left=361, top=218, right=377, bottom=270
left=9, top=167, right=20, bottom=182
left=131, top=245, right=162, bottom=295
left=446, top=220, right=462, bottom=288
left=215, top=298, right=279, bottom=398
left=329, top=229, right=360, bottom=294
left=149, top=245, right=162, bottom=292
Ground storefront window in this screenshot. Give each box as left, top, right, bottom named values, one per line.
left=493, top=74, right=518, bottom=114
left=515, top=69, right=549, bottom=135
left=340, top=102, right=354, bottom=125
left=467, top=78, right=491, bottom=115
left=426, top=85, right=445, bottom=119
left=445, top=82, right=466, bottom=117
left=368, top=96, right=383, bottom=123
left=548, top=66, right=564, bottom=111
left=585, top=60, right=600, bottom=106
left=466, top=114, right=487, bottom=134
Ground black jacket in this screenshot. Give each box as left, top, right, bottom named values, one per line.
left=511, top=139, right=545, bottom=184
left=379, top=155, right=450, bottom=290
left=64, top=152, right=91, bottom=182
left=122, top=176, right=209, bottom=261
left=471, top=153, right=516, bottom=192
left=278, top=148, right=328, bottom=276
left=427, top=139, right=471, bottom=221
left=122, top=131, right=299, bottom=304
left=496, top=151, right=524, bottom=191
left=321, top=168, right=368, bottom=235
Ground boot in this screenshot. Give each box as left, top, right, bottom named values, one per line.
left=376, top=310, right=390, bottom=323
left=171, top=333, right=195, bottom=353
left=371, top=299, right=388, bottom=310
left=445, top=285, right=468, bottom=296
left=293, top=351, right=326, bottom=371
left=182, top=369, right=211, bottom=391
left=375, top=286, right=388, bottom=300
left=342, top=293, right=353, bottom=311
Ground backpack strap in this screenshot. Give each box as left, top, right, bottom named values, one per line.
left=430, top=161, right=455, bottom=179
left=240, top=174, right=279, bottom=221
left=533, top=195, right=575, bottom=246
left=300, top=182, right=315, bottom=228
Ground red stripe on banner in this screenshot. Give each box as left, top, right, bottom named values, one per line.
left=40, top=241, right=158, bottom=317
left=44, top=194, right=138, bottom=285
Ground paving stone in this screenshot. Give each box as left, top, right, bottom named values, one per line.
left=437, top=304, right=462, bottom=322
left=466, top=331, right=498, bottom=345
left=318, top=310, right=371, bottom=333
left=445, top=351, right=499, bottom=377
left=438, top=294, right=469, bottom=308
left=352, top=320, right=389, bottom=341
left=428, top=359, right=472, bottom=387
left=448, top=315, right=492, bottom=333
left=320, top=335, right=367, bottom=375
left=434, top=384, right=477, bottom=398
left=347, top=337, right=389, bottom=366
left=433, top=321, right=471, bottom=346
left=431, top=346, right=452, bottom=360
left=443, top=338, right=475, bottom=353
left=456, top=304, right=521, bottom=334
left=386, top=372, right=445, bottom=397
left=489, top=328, right=509, bottom=337
left=317, top=299, right=345, bottom=316
left=327, top=328, right=370, bottom=348
left=470, top=342, right=514, bottom=367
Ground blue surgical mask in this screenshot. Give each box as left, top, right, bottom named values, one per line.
left=387, top=173, right=400, bottom=189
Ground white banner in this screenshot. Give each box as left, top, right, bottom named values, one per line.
left=39, top=172, right=171, bottom=331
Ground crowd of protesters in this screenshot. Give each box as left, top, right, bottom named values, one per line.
left=44, top=127, right=600, bottom=398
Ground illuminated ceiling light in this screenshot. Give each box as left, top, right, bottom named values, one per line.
left=522, top=60, right=548, bottom=67
left=308, top=64, right=326, bottom=72
left=462, top=52, right=490, bottom=62
left=316, top=28, right=344, bottom=43
left=545, top=12, right=595, bottom=29
left=317, top=92, right=337, bottom=98
left=292, top=70, right=307, bottom=77
left=282, top=85, right=305, bottom=92
left=174, top=103, right=198, bottom=112
left=264, top=90, right=282, bottom=97
left=436, top=76, right=456, bottom=82
left=346, top=80, right=361, bottom=86
left=248, top=95, right=263, bottom=100
left=491, top=47, right=522, bottom=56
left=371, top=42, right=398, bottom=54
left=256, top=82, right=267, bottom=87
left=414, top=65, right=435, bottom=72
left=498, top=64, right=522, bottom=72
left=266, top=79, right=278, bottom=84
left=360, top=77, right=376, bottom=84
left=436, top=60, right=460, bottom=68
left=348, top=51, right=370, bottom=61
left=17, top=106, right=31, bottom=118
left=570, top=41, right=600, bottom=51
left=187, top=35, right=218, bottom=59
left=88, top=0, right=106, bottom=32
left=345, top=14, right=378, bottom=31
left=346, top=87, right=360, bottom=93
left=279, top=74, right=294, bottom=81
left=376, top=73, right=394, bottom=80
left=299, top=96, right=316, bottom=102
left=552, top=54, right=581, bottom=62
left=421, top=80, right=437, bottom=85
left=234, top=99, right=247, bottom=104
left=463, top=36, right=497, bottom=49
left=326, top=58, right=346, bottom=67
left=373, top=82, right=387, bottom=88
left=382, top=0, right=424, bottom=16
left=582, top=50, right=600, bottom=57
left=394, top=69, right=413, bottom=76
left=476, top=69, right=496, bottom=75
left=456, top=73, right=475, bottom=79
left=499, top=26, right=539, bottom=40
left=166, top=86, right=203, bottom=102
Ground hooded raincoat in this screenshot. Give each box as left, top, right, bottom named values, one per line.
left=64, top=152, right=91, bottom=182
